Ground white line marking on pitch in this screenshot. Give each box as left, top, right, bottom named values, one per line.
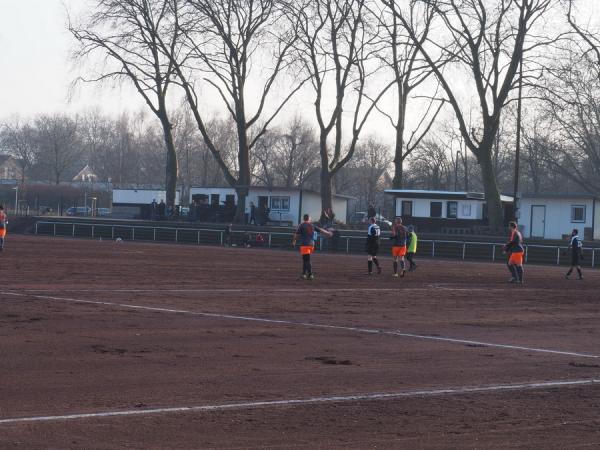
left=0, top=379, right=597, bottom=425
left=2, top=291, right=599, bottom=360
left=17, top=287, right=515, bottom=293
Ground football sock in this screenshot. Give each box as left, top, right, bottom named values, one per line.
left=393, top=261, right=398, bottom=274
left=508, top=264, right=517, bottom=279
left=577, top=268, right=582, bottom=278
left=566, top=268, right=573, bottom=276
left=516, top=266, right=524, bottom=282
left=400, top=260, right=405, bottom=270
left=368, top=261, right=373, bottom=273
left=373, top=257, right=379, bottom=267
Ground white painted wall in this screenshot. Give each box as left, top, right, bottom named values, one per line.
left=519, top=197, right=595, bottom=239
left=189, top=187, right=349, bottom=224
left=394, top=197, right=483, bottom=219
left=113, top=189, right=180, bottom=205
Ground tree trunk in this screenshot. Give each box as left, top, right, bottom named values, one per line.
left=319, top=166, right=333, bottom=223
left=477, top=148, right=504, bottom=227
left=392, top=146, right=404, bottom=189
left=161, top=118, right=179, bottom=210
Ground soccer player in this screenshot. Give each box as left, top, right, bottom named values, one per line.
left=504, top=221, right=524, bottom=284
left=292, top=214, right=330, bottom=280
left=565, top=228, right=584, bottom=280
left=390, top=217, right=408, bottom=277
left=406, top=225, right=418, bottom=272
left=0, top=205, right=6, bottom=251
left=365, top=217, right=381, bottom=275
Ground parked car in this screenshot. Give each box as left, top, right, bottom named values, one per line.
left=96, top=208, right=111, bottom=216
left=66, top=206, right=92, bottom=216
left=348, top=211, right=392, bottom=228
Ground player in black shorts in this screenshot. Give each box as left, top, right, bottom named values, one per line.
left=366, top=217, right=381, bottom=275
left=565, top=229, right=584, bottom=280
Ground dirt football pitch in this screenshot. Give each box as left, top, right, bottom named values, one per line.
left=1, top=235, right=599, bottom=449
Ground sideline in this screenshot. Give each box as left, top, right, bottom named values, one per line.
left=0, top=379, right=597, bottom=425
left=2, top=290, right=598, bottom=360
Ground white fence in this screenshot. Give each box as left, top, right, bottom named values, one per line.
left=34, top=221, right=598, bottom=268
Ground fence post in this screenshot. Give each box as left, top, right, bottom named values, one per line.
left=492, top=244, right=496, bottom=261
left=175, top=229, right=178, bottom=243
left=72, top=224, right=75, bottom=237
left=525, top=245, right=528, bottom=263
left=462, top=243, right=466, bottom=260
left=346, top=237, right=350, bottom=253
left=111, top=226, right=114, bottom=240
left=92, top=226, right=95, bottom=239
left=432, top=241, right=436, bottom=258
left=153, top=228, right=156, bottom=241
left=591, top=248, right=595, bottom=268
left=556, top=247, right=560, bottom=265
left=220, top=231, right=223, bottom=245
left=132, top=227, right=135, bottom=241
left=268, top=232, right=272, bottom=248
left=319, top=236, right=323, bottom=251
left=35, top=222, right=38, bottom=235
left=54, top=223, right=56, bottom=237
left=197, top=230, right=201, bottom=245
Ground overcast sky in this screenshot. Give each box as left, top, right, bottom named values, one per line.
left=1, top=0, right=597, bottom=133
left=0, top=0, right=143, bottom=118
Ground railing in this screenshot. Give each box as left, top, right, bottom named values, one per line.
left=34, top=220, right=599, bottom=268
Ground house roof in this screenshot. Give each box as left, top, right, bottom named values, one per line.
left=0, top=154, right=14, bottom=165
left=521, top=192, right=598, bottom=200
left=191, top=185, right=355, bottom=200
left=385, top=189, right=514, bottom=203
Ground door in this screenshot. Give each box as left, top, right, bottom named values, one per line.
left=530, top=205, right=546, bottom=238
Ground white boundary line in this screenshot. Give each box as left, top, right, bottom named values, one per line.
left=7, top=287, right=561, bottom=293
left=2, top=291, right=599, bottom=360
left=0, top=379, right=598, bottom=425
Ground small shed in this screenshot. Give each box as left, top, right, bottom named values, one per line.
left=112, top=189, right=181, bottom=219
left=189, top=186, right=351, bottom=225
left=518, top=193, right=599, bottom=240
left=384, top=189, right=514, bottom=232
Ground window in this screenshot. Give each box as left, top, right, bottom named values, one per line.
left=270, top=196, right=290, bottom=211
left=571, top=205, right=586, bottom=223
left=225, top=194, right=236, bottom=206
left=430, top=201, right=442, bottom=218
left=401, top=201, right=413, bottom=217
left=210, top=194, right=220, bottom=206
left=462, top=204, right=472, bottom=217
left=447, top=201, right=458, bottom=219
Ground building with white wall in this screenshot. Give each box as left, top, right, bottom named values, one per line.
left=518, top=193, right=599, bottom=240
left=112, top=189, right=181, bottom=219
left=385, top=189, right=513, bottom=226
left=189, top=186, right=351, bottom=225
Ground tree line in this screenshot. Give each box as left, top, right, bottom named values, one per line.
left=2, top=0, right=598, bottom=225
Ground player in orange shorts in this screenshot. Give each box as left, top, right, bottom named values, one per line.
left=292, top=214, right=330, bottom=280
left=390, top=217, right=408, bottom=277
left=504, top=221, right=524, bottom=284
left=0, top=205, right=7, bottom=251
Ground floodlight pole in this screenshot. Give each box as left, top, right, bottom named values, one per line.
left=513, top=57, right=523, bottom=221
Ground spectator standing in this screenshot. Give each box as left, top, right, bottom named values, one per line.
left=367, top=204, right=376, bottom=220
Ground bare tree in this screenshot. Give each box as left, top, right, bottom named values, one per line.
left=538, top=46, right=600, bottom=194
left=335, top=136, right=393, bottom=210
left=292, top=0, right=391, bottom=221
left=407, top=139, right=453, bottom=190
left=252, top=116, right=319, bottom=189
left=567, top=0, right=600, bottom=76
left=375, top=0, right=446, bottom=188
left=159, top=0, right=303, bottom=222
left=34, top=114, right=83, bottom=185
left=384, top=0, right=559, bottom=226
left=70, top=0, right=181, bottom=208
left=0, top=118, right=38, bottom=184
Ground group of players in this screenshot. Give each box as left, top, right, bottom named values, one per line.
left=292, top=213, right=418, bottom=280
left=293, top=213, right=585, bottom=283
